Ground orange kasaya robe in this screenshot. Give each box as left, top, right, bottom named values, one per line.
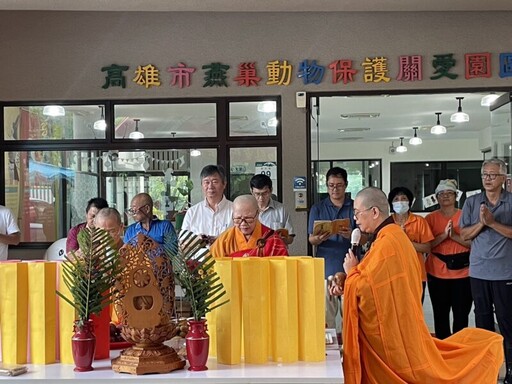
left=343, top=221, right=503, bottom=384
left=210, top=222, right=288, bottom=258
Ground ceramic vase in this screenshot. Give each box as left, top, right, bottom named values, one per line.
left=185, top=319, right=209, bottom=371
left=71, top=319, right=96, bottom=372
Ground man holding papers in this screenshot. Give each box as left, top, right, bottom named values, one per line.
left=308, top=167, right=355, bottom=340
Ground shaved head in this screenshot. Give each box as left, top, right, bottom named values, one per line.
left=233, top=194, right=259, bottom=212
left=356, top=187, right=390, bottom=216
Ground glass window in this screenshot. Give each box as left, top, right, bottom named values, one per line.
left=311, top=160, right=381, bottom=204
left=390, top=161, right=483, bottom=211
left=113, top=103, right=217, bottom=139
left=229, top=100, right=278, bottom=137
left=4, top=105, right=107, bottom=140
left=102, top=148, right=218, bottom=225
left=5, top=150, right=100, bottom=242
left=229, top=147, right=278, bottom=200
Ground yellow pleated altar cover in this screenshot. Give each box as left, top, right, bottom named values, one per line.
left=0, top=261, right=28, bottom=364
left=28, top=261, right=57, bottom=364
left=208, top=256, right=325, bottom=365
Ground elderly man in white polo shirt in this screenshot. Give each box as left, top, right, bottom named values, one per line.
left=181, top=165, right=233, bottom=245
left=250, top=174, right=294, bottom=245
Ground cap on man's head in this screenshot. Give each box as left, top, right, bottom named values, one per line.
left=435, top=179, right=458, bottom=195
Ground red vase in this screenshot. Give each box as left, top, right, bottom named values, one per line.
left=186, top=319, right=209, bottom=371
left=71, top=319, right=97, bottom=372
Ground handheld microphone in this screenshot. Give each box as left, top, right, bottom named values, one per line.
left=350, top=228, right=361, bottom=253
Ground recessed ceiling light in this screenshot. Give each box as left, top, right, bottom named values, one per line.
left=340, top=113, right=380, bottom=119
left=337, top=127, right=371, bottom=132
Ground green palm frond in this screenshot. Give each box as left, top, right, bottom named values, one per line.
left=163, top=230, right=228, bottom=321
left=56, top=227, right=121, bottom=327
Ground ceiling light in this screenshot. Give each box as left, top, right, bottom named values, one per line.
left=128, top=118, right=144, bottom=139
left=257, top=101, right=277, bottom=113
left=396, top=137, right=407, bottom=153
left=93, top=105, right=107, bottom=131
left=190, top=149, right=201, bottom=157
left=409, top=127, right=422, bottom=145
left=431, top=112, right=447, bottom=135
left=450, top=97, right=469, bottom=123
left=43, top=105, right=65, bottom=117
left=481, top=93, right=500, bottom=107
left=340, top=113, right=380, bottom=119
left=267, top=117, right=278, bottom=127
left=337, top=127, right=371, bottom=132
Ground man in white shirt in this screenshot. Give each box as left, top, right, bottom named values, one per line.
left=181, top=165, right=233, bottom=245
left=0, top=205, right=21, bottom=260
left=250, top=174, right=294, bottom=245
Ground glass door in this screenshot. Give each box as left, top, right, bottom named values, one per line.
left=490, top=92, right=512, bottom=169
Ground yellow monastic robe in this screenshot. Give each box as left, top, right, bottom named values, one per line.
left=343, top=222, right=503, bottom=384
left=210, top=222, right=288, bottom=258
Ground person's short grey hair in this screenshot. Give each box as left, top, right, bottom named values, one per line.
left=94, top=207, right=122, bottom=225
left=200, top=164, right=227, bottom=182
left=233, top=194, right=259, bottom=212
left=355, top=187, right=390, bottom=216
left=482, top=158, right=508, bottom=175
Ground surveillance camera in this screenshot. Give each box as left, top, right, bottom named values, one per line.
left=389, top=146, right=396, bottom=154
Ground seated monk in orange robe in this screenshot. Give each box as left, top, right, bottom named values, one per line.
left=330, top=187, right=503, bottom=384
left=210, top=194, right=288, bottom=258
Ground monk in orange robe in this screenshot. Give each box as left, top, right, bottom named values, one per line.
left=331, top=187, right=503, bottom=384
left=210, top=194, right=288, bottom=258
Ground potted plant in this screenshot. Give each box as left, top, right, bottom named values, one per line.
left=164, top=230, right=228, bottom=371
left=167, top=177, right=194, bottom=230
left=56, top=227, right=121, bottom=372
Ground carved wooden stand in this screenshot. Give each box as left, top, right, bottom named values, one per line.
left=112, top=344, right=185, bottom=375
left=112, top=234, right=185, bottom=375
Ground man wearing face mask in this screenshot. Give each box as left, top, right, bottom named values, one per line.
left=388, top=187, right=434, bottom=303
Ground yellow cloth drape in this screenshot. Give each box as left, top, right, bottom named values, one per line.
left=0, top=261, right=28, bottom=364
left=28, top=261, right=57, bottom=364
left=297, top=257, right=325, bottom=362
left=209, top=257, right=324, bottom=364
left=57, top=261, right=75, bottom=364
left=238, top=257, right=270, bottom=364
left=269, top=257, right=299, bottom=363
left=209, top=258, right=242, bottom=364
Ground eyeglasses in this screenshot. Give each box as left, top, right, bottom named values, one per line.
left=481, top=173, right=505, bottom=180
left=126, top=204, right=148, bottom=215
left=437, top=192, right=456, bottom=198
left=354, top=206, right=374, bottom=219
left=252, top=190, right=271, bottom=199
left=202, top=178, right=222, bottom=186
left=327, top=183, right=346, bottom=190
left=232, top=214, right=258, bottom=225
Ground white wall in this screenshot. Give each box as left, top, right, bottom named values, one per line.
left=1, top=10, right=511, bottom=256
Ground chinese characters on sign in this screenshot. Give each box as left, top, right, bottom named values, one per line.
left=100, top=52, right=507, bottom=89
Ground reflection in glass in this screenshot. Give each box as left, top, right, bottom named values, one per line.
left=4, top=106, right=106, bottom=140
left=311, top=160, right=381, bottom=204
left=114, top=103, right=217, bottom=139
left=230, top=101, right=278, bottom=137
left=4, top=150, right=100, bottom=243
left=229, top=147, right=278, bottom=200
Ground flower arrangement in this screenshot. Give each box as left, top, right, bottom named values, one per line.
left=164, top=230, right=228, bottom=321
left=56, top=227, right=121, bottom=327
